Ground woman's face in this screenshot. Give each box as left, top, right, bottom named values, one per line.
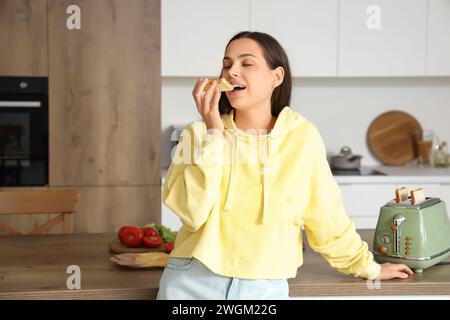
left=221, top=38, right=283, bottom=111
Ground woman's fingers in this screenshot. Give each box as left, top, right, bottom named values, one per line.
left=191, top=78, right=225, bottom=132
left=198, top=78, right=209, bottom=95
left=192, top=78, right=202, bottom=97
left=202, top=80, right=217, bottom=112
left=193, top=78, right=209, bottom=109
left=380, top=263, right=414, bottom=280
left=393, top=269, right=409, bottom=279
left=397, top=264, right=414, bottom=275
left=210, top=87, right=221, bottom=110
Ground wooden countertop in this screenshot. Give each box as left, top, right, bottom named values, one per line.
left=1, top=230, right=449, bottom=299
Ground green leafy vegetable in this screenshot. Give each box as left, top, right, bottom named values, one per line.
left=145, top=223, right=177, bottom=243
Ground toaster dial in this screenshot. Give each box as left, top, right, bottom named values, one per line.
left=380, top=235, right=391, bottom=244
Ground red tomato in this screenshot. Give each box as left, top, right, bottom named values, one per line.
left=142, top=227, right=159, bottom=237
left=120, top=226, right=143, bottom=247
left=118, top=226, right=133, bottom=242
left=165, top=241, right=174, bottom=254
left=143, top=235, right=163, bottom=248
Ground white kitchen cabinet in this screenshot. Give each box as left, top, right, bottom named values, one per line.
left=250, top=0, right=338, bottom=77
left=427, top=0, right=450, bottom=76
left=161, top=178, right=182, bottom=232
left=162, top=202, right=182, bottom=232
left=339, top=0, right=427, bottom=77
left=339, top=183, right=450, bottom=229
left=161, top=0, right=250, bottom=77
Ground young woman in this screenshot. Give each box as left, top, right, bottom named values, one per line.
left=157, top=31, right=413, bottom=300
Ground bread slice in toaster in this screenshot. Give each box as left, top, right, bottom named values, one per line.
left=395, top=186, right=409, bottom=203
left=411, top=188, right=426, bottom=204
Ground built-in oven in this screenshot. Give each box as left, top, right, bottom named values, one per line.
left=0, top=77, right=48, bottom=187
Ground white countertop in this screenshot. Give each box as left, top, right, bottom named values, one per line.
left=161, top=165, right=450, bottom=185
left=334, top=165, right=450, bottom=184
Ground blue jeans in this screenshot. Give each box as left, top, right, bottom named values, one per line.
left=156, top=257, right=290, bottom=300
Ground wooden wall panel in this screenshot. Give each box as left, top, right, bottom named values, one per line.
left=0, top=0, right=161, bottom=233
left=0, top=0, right=48, bottom=76
left=48, top=0, right=161, bottom=186
left=65, top=185, right=161, bottom=233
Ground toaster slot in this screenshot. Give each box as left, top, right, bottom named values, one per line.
left=393, top=214, right=406, bottom=256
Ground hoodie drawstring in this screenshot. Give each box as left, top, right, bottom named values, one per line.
left=220, top=107, right=303, bottom=225
left=261, top=135, right=271, bottom=224
left=224, top=132, right=237, bottom=211
left=224, top=131, right=273, bottom=225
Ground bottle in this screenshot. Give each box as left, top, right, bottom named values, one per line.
left=433, top=141, right=449, bottom=168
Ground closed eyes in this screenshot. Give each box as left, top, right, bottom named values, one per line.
left=222, top=64, right=253, bottom=69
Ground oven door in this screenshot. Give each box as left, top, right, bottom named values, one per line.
left=0, top=94, right=48, bottom=186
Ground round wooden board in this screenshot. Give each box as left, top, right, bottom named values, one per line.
left=109, top=239, right=166, bottom=254
left=367, top=111, right=422, bottom=166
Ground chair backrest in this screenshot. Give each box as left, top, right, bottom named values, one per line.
left=0, top=189, right=80, bottom=235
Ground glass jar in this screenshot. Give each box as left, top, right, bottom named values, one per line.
left=415, top=129, right=434, bottom=166
left=433, top=141, right=449, bottom=168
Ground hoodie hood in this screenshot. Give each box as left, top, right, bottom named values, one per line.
left=220, top=106, right=307, bottom=224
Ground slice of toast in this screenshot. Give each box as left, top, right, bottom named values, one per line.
left=110, top=252, right=169, bottom=267
left=204, top=78, right=234, bottom=92
left=134, top=252, right=169, bottom=266
left=410, top=188, right=426, bottom=205
left=395, top=186, right=408, bottom=203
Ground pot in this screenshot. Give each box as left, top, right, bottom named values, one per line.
left=331, top=146, right=363, bottom=170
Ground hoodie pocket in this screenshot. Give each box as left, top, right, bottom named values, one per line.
left=166, top=257, right=196, bottom=271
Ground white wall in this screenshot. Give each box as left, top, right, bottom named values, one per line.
left=161, top=77, right=450, bottom=169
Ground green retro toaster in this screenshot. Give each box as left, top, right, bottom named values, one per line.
left=373, top=195, right=450, bottom=273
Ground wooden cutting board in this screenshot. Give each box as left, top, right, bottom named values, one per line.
left=109, top=238, right=170, bottom=269
left=367, top=111, right=422, bottom=166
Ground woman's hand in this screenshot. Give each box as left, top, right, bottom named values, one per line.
left=192, top=78, right=224, bottom=132
left=380, top=263, right=414, bottom=280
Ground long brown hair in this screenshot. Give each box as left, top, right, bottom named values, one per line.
left=218, top=31, right=292, bottom=117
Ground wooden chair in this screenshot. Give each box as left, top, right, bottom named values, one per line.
left=0, top=190, right=80, bottom=235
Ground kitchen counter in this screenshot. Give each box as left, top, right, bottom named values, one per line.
left=330, top=164, right=450, bottom=184
left=1, top=230, right=449, bottom=299
left=161, top=165, right=450, bottom=185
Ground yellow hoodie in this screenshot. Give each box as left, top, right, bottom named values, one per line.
left=163, top=106, right=381, bottom=280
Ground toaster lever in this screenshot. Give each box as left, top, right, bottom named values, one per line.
left=393, top=215, right=406, bottom=256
